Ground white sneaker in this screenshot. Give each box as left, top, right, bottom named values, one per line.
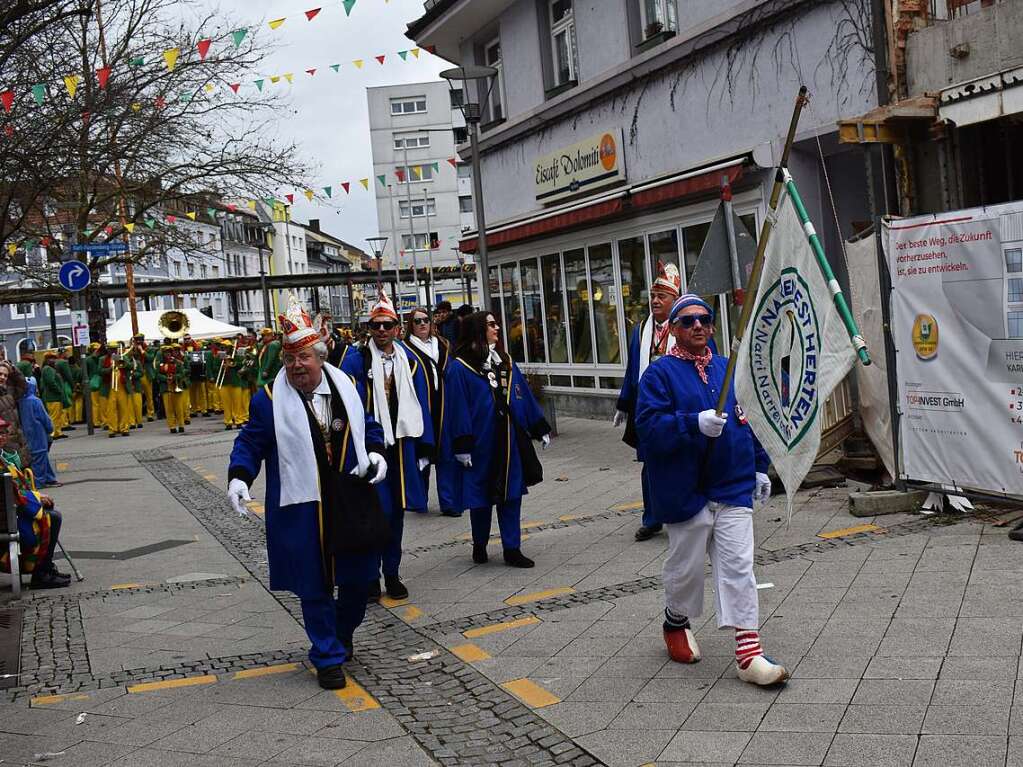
left=736, top=655, right=789, bottom=686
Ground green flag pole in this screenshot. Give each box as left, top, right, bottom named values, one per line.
left=780, top=167, right=871, bottom=367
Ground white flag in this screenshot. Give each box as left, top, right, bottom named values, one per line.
left=734, top=190, right=855, bottom=512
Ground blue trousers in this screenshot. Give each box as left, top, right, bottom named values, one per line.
left=376, top=445, right=404, bottom=578
left=31, top=449, right=57, bottom=486
left=640, top=464, right=660, bottom=529
left=470, top=497, right=522, bottom=550
left=421, top=461, right=463, bottom=516
left=300, top=582, right=369, bottom=669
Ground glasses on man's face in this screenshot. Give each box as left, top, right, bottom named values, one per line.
left=486, top=321, right=500, bottom=329
left=369, top=321, right=397, bottom=331
left=674, top=313, right=713, bottom=329
left=413, top=318, right=430, bottom=326
left=283, top=352, right=315, bottom=366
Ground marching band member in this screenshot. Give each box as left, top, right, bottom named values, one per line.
left=101, top=343, right=134, bottom=438
left=55, top=348, right=76, bottom=430
left=39, top=353, right=69, bottom=440
left=134, top=333, right=157, bottom=422
left=257, top=328, right=283, bottom=388
left=156, top=344, right=189, bottom=434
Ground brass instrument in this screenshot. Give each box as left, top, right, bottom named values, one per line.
left=215, top=344, right=239, bottom=389
left=157, top=310, right=190, bottom=340
left=110, top=347, right=120, bottom=392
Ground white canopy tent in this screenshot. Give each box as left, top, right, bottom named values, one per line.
left=106, top=309, right=247, bottom=343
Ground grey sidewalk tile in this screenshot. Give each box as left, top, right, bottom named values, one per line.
left=565, top=674, right=649, bottom=703
left=922, top=703, right=1010, bottom=735
left=336, top=736, right=434, bottom=766
left=38, top=739, right=136, bottom=767
left=776, top=678, right=858, bottom=705
left=947, top=617, right=1023, bottom=657
left=823, top=734, right=918, bottom=767
left=912, top=735, right=1007, bottom=767
left=260, top=734, right=364, bottom=765
left=108, top=747, right=262, bottom=766
left=681, top=702, right=770, bottom=732
left=931, top=678, right=1015, bottom=706
left=536, top=700, right=627, bottom=737
left=851, top=679, right=936, bottom=705
left=864, top=656, right=942, bottom=679
left=312, top=710, right=406, bottom=742
left=876, top=618, right=955, bottom=657
left=656, top=655, right=736, bottom=680
left=211, top=729, right=303, bottom=760
left=792, top=654, right=872, bottom=679
left=941, top=656, right=1020, bottom=680
left=599, top=653, right=669, bottom=678
left=120, top=618, right=182, bottom=634
left=838, top=704, right=927, bottom=734
left=612, top=700, right=698, bottom=730
left=575, top=727, right=676, bottom=767
left=758, top=703, right=846, bottom=733
left=738, top=731, right=832, bottom=765
left=659, top=730, right=754, bottom=764
left=702, top=678, right=782, bottom=705
left=1009, top=736, right=1023, bottom=767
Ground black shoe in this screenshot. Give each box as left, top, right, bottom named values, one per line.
left=440, top=510, right=463, bottom=517
left=137, top=423, right=143, bottom=429
left=367, top=579, right=381, bottom=603
left=316, top=664, right=347, bottom=690
left=224, top=424, right=233, bottom=431
left=147, top=417, right=155, bottom=422
left=30, top=570, right=71, bottom=589
left=184, top=419, right=191, bottom=425
left=203, top=411, right=212, bottom=417
left=169, top=429, right=177, bottom=435
left=384, top=575, right=408, bottom=600
left=472, top=544, right=488, bottom=564
left=634, top=524, right=663, bottom=542
left=64, top=426, right=76, bottom=431
left=503, top=549, right=534, bottom=568
left=177, top=427, right=185, bottom=434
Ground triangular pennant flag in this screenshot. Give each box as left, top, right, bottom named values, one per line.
left=305, top=7, right=321, bottom=20
left=131, top=102, right=141, bottom=112
left=270, top=75, right=281, bottom=84
left=375, top=55, right=385, bottom=65
left=206, top=207, right=217, bottom=218
left=6, top=243, right=15, bottom=257
left=359, top=178, right=369, bottom=189
left=341, top=182, right=350, bottom=194
left=254, top=79, right=264, bottom=91
left=303, top=189, right=314, bottom=201
left=447, top=157, right=458, bottom=167
left=162, top=47, right=179, bottom=71
left=375, top=175, right=385, bottom=187
left=0, top=91, right=12, bottom=113
left=40, top=236, right=51, bottom=248
left=204, top=82, right=215, bottom=93
left=155, top=95, right=166, bottom=109
left=285, top=193, right=294, bottom=204
left=264, top=197, right=275, bottom=206
left=247, top=200, right=257, bottom=209
left=342, top=0, right=356, bottom=16
left=179, top=91, right=191, bottom=103
left=410, top=48, right=420, bottom=58
left=395, top=169, right=405, bottom=182
left=166, top=215, right=176, bottom=223
left=323, top=186, right=332, bottom=198
left=231, top=28, right=248, bottom=47
left=124, top=222, right=135, bottom=233
left=398, top=50, right=408, bottom=61
left=197, top=39, right=212, bottom=60
left=226, top=204, right=237, bottom=212
left=306, top=68, right=316, bottom=76
left=229, top=83, right=240, bottom=93
left=144, top=218, right=156, bottom=229
left=31, top=84, right=45, bottom=105
left=63, top=75, right=80, bottom=99
left=129, top=56, right=145, bottom=67
left=352, top=59, right=363, bottom=69
left=25, top=239, right=38, bottom=250
left=432, top=162, right=439, bottom=172
left=283, top=73, right=293, bottom=83
left=186, top=211, right=197, bottom=221
left=80, top=110, right=90, bottom=124
left=330, top=64, right=340, bottom=72
left=95, top=66, right=111, bottom=88
left=268, top=17, right=286, bottom=30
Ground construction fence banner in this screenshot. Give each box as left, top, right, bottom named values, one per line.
left=883, top=201, right=1023, bottom=496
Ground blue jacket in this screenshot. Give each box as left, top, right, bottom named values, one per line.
left=17, top=379, right=52, bottom=455
left=228, top=383, right=384, bottom=598
left=635, top=353, right=768, bottom=524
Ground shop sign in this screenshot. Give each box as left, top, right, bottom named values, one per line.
left=534, top=129, right=625, bottom=203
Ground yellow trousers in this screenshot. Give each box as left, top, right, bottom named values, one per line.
left=72, top=393, right=83, bottom=423
left=240, top=386, right=251, bottom=424
left=141, top=376, right=156, bottom=419
left=162, top=392, right=188, bottom=430
left=107, top=387, right=132, bottom=435
left=206, top=382, right=221, bottom=413
left=45, top=402, right=64, bottom=438
left=91, top=392, right=106, bottom=428
left=132, top=392, right=143, bottom=426
left=189, top=382, right=207, bottom=414
left=220, top=385, right=246, bottom=427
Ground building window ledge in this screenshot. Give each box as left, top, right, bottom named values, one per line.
left=636, top=28, right=676, bottom=54
left=545, top=79, right=578, bottom=100
left=480, top=116, right=507, bottom=133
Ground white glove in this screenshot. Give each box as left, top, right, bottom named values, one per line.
left=755, top=472, right=772, bottom=505
left=455, top=453, right=472, bottom=468
left=227, top=478, right=251, bottom=517
left=368, top=452, right=387, bottom=485
left=697, top=409, right=728, bottom=438
left=612, top=409, right=626, bottom=427
left=417, top=457, right=430, bottom=471
left=541, top=434, right=551, bottom=450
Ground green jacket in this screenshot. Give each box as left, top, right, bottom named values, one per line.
left=39, top=365, right=70, bottom=406
left=257, top=340, right=281, bottom=387
left=143, top=347, right=158, bottom=380
left=56, top=359, right=74, bottom=397
left=154, top=357, right=189, bottom=396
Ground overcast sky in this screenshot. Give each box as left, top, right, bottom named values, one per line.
left=182, top=0, right=446, bottom=251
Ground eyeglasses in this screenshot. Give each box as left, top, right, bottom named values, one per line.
left=486, top=321, right=500, bottom=328
left=674, top=313, right=713, bottom=329
left=412, top=318, right=430, bottom=326
left=369, top=321, right=397, bottom=331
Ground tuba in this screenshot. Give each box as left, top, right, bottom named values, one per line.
left=158, top=310, right=189, bottom=340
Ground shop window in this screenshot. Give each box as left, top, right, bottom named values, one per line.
left=502, top=264, right=525, bottom=362
left=1010, top=311, right=1023, bottom=338
left=488, top=266, right=502, bottom=332
left=541, top=253, right=569, bottom=363
left=564, top=248, right=593, bottom=363
left=520, top=259, right=546, bottom=363
left=588, top=242, right=620, bottom=364
left=618, top=236, right=648, bottom=342
left=1010, top=279, right=1023, bottom=303
left=1007, top=249, right=1022, bottom=273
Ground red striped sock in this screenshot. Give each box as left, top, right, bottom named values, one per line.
left=735, top=629, right=763, bottom=669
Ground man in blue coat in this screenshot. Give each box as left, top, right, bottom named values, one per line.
left=341, top=290, right=433, bottom=602
left=228, top=294, right=388, bottom=690
left=635, top=293, right=784, bottom=687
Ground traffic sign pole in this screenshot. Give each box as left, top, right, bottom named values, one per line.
left=72, top=292, right=95, bottom=436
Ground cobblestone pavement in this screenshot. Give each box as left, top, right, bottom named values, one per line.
left=0, top=415, right=1021, bottom=766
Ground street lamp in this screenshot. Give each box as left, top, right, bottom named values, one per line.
left=366, top=236, right=388, bottom=285
left=255, top=221, right=274, bottom=328
left=440, top=64, right=497, bottom=313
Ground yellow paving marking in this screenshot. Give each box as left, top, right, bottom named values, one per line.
left=335, top=677, right=381, bottom=711
left=505, top=587, right=575, bottom=606
left=127, top=674, right=217, bottom=693
left=558, top=514, right=584, bottom=522
left=818, top=523, right=883, bottom=540
left=463, top=615, right=541, bottom=639
left=110, top=583, right=144, bottom=590
left=610, top=500, right=644, bottom=511
left=233, top=663, right=299, bottom=680
left=31, top=693, right=89, bottom=706
left=520, top=520, right=544, bottom=529
left=56, top=462, right=69, bottom=471
left=202, top=473, right=218, bottom=482
left=400, top=606, right=424, bottom=621
left=379, top=595, right=409, bottom=608
left=501, top=678, right=560, bottom=708
left=449, top=643, right=491, bottom=663
left=246, top=501, right=264, bottom=516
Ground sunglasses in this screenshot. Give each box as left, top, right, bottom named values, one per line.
left=674, top=313, right=713, bottom=329
left=487, top=321, right=500, bottom=328
left=412, top=318, right=430, bottom=325
left=369, top=321, right=397, bottom=331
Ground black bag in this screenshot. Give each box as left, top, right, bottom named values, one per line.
left=514, top=422, right=544, bottom=488
left=325, top=470, right=390, bottom=556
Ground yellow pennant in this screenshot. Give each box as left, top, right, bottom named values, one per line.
left=410, top=48, right=420, bottom=59
left=283, top=73, right=293, bottom=83
left=186, top=211, right=197, bottom=221
left=204, top=83, right=215, bottom=93
left=352, top=59, right=363, bottom=69
left=268, top=17, right=286, bottom=30
left=303, top=189, right=315, bottom=201
left=63, top=74, right=81, bottom=99
left=247, top=200, right=257, bottom=210
left=6, top=243, right=16, bottom=257
left=270, top=75, right=281, bottom=84
left=359, top=178, right=369, bottom=190
left=163, top=47, right=179, bottom=72
left=124, top=222, right=135, bottom=233
left=131, top=102, right=141, bottom=112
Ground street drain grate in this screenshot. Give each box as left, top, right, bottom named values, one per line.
left=0, top=608, right=23, bottom=690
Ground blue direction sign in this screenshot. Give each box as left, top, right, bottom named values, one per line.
left=58, top=260, right=91, bottom=292
left=71, top=241, right=127, bottom=254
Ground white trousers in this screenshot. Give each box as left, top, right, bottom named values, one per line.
left=663, top=502, right=758, bottom=630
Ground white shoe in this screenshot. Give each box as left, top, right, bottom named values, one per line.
left=736, top=654, right=788, bottom=686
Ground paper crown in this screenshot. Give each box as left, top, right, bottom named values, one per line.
left=278, top=293, right=321, bottom=353
left=652, top=261, right=682, bottom=297
left=369, top=287, right=398, bottom=322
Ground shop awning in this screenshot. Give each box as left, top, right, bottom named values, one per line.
left=459, top=157, right=746, bottom=254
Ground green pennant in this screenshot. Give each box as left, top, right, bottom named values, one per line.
left=83, top=228, right=93, bottom=236
left=432, top=162, right=439, bottom=172
left=322, top=186, right=332, bottom=198
left=231, top=28, right=248, bottom=47
left=144, top=218, right=156, bottom=229
left=330, top=64, right=340, bottom=72
left=179, top=91, right=191, bottom=103
left=31, top=84, right=45, bottom=105
left=254, top=79, right=264, bottom=91
left=24, top=239, right=38, bottom=250
left=376, top=174, right=386, bottom=187
left=206, top=207, right=217, bottom=218
left=342, top=0, right=356, bottom=16
left=264, top=197, right=275, bottom=206
left=129, top=56, right=144, bottom=67
left=397, top=50, right=408, bottom=61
